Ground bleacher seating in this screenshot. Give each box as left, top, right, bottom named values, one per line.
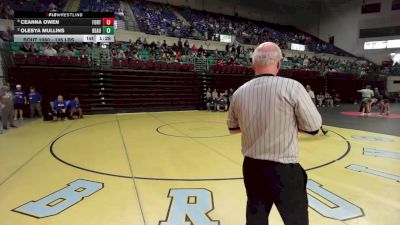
left=7, top=67, right=92, bottom=114
left=1, top=0, right=66, bottom=15
left=209, top=65, right=253, bottom=75
left=7, top=65, right=204, bottom=113
left=325, top=72, right=355, bottom=80
left=7, top=55, right=385, bottom=114
left=79, top=0, right=120, bottom=13
left=174, top=4, right=352, bottom=56
left=109, top=58, right=194, bottom=71
left=5, top=0, right=355, bottom=57
left=13, top=54, right=91, bottom=67
left=131, top=1, right=194, bottom=38
left=2, top=0, right=387, bottom=114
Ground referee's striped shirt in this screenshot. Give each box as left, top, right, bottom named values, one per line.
left=227, top=74, right=322, bottom=163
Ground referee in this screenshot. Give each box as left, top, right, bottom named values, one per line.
left=227, top=42, right=322, bottom=225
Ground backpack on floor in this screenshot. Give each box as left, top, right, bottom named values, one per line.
left=43, top=112, right=54, bottom=121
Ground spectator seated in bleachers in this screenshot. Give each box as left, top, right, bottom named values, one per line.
left=131, top=1, right=194, bottom=38
left=5, top=11, right=375, bottom=76
left=2, top=0, right=66, bottom=19
left=52, top=95, right=68, bottom=121
left=79, top=0, right=120, bottom=15
left=43, top=43, right=58, bottom=56
left=175, top=4, right=353, bottom=57
left=20, top=42, right=39, bottom=53
left=59, top=44, right=75, bottom=57
left=9, top=37, right=374, bottom=76
left=3, top=0, right=361, bottom=59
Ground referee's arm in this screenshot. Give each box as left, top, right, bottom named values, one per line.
left=227, top=94, right=241, bottom=134
left=294, top=83, right=322, bottom=135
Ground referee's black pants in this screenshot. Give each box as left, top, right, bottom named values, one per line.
left=243, top=157, right=309, bottom=225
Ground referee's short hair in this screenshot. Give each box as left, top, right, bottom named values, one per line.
left=252, top=42, right=282, bottom=66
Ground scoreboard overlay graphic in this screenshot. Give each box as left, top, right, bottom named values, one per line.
left=13, top=12, right=115, bottom=43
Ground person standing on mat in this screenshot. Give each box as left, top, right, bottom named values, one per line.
left=357, top=85, right=374, bottom=115
left=0, top=83, right=17, bottom=130
left=227, top=42, right=322, bottom=225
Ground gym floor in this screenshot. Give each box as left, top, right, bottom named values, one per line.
left=0, top=104, right=399, bottom=225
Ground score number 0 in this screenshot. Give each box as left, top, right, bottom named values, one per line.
left=102, top=18, right=114, bottom=26
left=102, top=18, right=115, bottom=35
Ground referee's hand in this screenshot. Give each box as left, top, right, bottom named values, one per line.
left=229, top=128, right=241, bottom=135
left=298, top=129, right=319, bottom=135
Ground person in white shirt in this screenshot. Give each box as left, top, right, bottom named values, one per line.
left=306, top=85, right=316, bottom=105
left=205, top=88, right=212, bottom=100
left=43, top=44, right=57, bottom=56
left=358, top=85, right=374, bottom=99
left=324, top=92, right=334, bottom=108
left=303, top=56, right=310, bottom=67
left=227, top=42, right=322, bottom=225
left=217, top=93, right=228, bottom=111
left=211, top=88, right=218, bottom=99
left=357, top=85, right=374, bottom=114
left=316, top=92, right=325, bottom=107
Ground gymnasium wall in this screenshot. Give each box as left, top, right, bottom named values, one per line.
left=319, top=0, right=400, bottom=64
left=387, top=76, right=400, bottom=93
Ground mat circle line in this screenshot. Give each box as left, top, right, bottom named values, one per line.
left=156, top=121, right=233, bottom=138
left=50, top=119, right=351, bottom=181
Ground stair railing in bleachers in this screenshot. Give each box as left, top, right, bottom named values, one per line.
left=91, top=46, right=111, bottom=69
left=194, top=57, right=207, bottom=72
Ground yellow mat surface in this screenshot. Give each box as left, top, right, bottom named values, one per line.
left=0, top=111, right=399, bottom=225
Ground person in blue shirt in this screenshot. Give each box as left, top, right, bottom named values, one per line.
left=69, top=97, right=83, bottom=119
left=29, top=87, right=43, bottom=118
left=13, top=84, right=27, bottom=120
left=53, top=95, right=67, bottom=120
